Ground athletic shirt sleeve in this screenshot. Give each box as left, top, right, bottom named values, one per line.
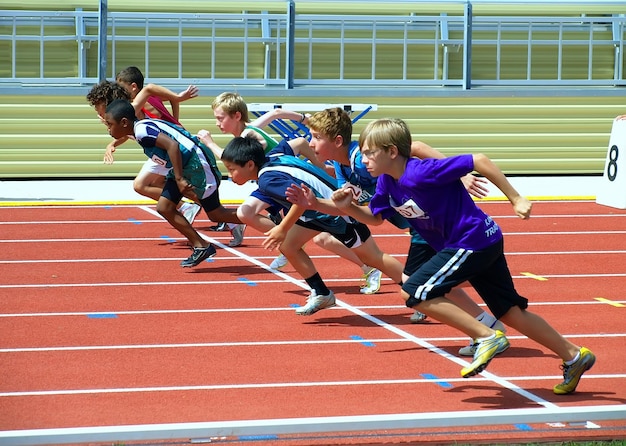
left=146, top=96, right=180, bottom=126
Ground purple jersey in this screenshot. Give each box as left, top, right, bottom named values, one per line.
left=369, top=155, right=502, bottom=251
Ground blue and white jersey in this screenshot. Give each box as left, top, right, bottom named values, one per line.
left=133, top=119, right=198, bottom=168
left=333, top=141, right=378, bottom=205
left=257, top=142, right=350, bottom=233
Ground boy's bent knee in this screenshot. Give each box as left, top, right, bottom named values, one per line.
left=405, top=294, right=421, bottom=308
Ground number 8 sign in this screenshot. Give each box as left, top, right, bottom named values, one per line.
left=596, top=119, right=626, bottom=209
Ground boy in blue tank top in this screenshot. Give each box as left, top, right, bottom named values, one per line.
left=326, top=117, right=595, bottom=394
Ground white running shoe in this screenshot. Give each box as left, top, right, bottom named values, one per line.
left=270, top=253, right=288, bottom=270
left=458, top=320, right=507, bottom=356
left=295, top=290, right=336, bottom=316
left=228, top=224, right=246, bottom=247
left=360, top=268, right=382, bottom=294
left=409, top=310, right=428, bottom=324
left=180, top=202, right=201, bottom=224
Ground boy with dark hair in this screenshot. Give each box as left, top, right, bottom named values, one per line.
left=103, top=98, right=253, bottom=267
left=221, top=135, right=406, bottom=316
left=86, top=78, right=203, bottom=225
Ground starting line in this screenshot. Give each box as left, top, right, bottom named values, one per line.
left=1, top=405, right=625, bottom=445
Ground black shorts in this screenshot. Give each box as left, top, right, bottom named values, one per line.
left=295, top=219, right=371, bottom=249
left=403, top=240, right=436, bottom=277
left=402, top=238, right=528, bottom=319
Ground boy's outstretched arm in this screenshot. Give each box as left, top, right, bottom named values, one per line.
left=133, top=83, right=199, bottom=120
left=250, top=108, right=308, bottom=129
left=262, top=203, right=305, bottom=251
left=286, top=183, right=340, bottom=215
left=472, top=153, right=532, bottom=219
left=412, top=140, right=488, bottom=198
left=332, top=187, right=385, bottom=226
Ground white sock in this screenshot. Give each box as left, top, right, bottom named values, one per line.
left=476, top=311, right=497, bottom=328
left=476, top=332, right=496, bottom=343
left=227, top=223, right=237, bottom=230
left=565, top=351, right=581, bottom=365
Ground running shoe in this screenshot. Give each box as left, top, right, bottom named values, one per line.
left=295, top=290, right=336, bottom=316
left=228, top=224, right=246, bottom=247
left=553, top=347, right=596, bottom=395
left=180, top=244, right=217, bottom=267
left=360, top=268, right=382, bottom=295
left=458, top=320, right=507, bottom=356
left=209, top=222, right=228, bottom=231
left=410, top=310, right=428, bottom=323
left=270, top=253, right=288, bottom=270
left=180, top=202, right=201, bottom=224
left=461, top=330, right=509, bottom=378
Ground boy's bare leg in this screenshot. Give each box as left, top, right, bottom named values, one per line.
left=500, top=306, right=580, bottom=360
left=409, top=295, right=495, bottom=340
left=313, top=232, right=369, bottom=268
left=156, top=196, right=208, bottom=248
left=279, top=225, right=319, bottom=279
left=351, top=237, right=403, bottom=282
left=133, top=171, right=166, bottom=202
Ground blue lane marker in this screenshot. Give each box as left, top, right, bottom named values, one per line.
left=350, top=335, right=375, bottom=347
left=289, top=303, right=300, bottom=308
left=421, top=373, right=453, bottom=388
left=160, top=235, right=177, bottom=243
left=238, top=435, right=279, bottom=441
left=515, top=424, right=533, bottom=431
left=127, top=218, right=142, bottom=225
left=88, top=313, right=117, bottom=319
left=237, top=277, right=257, bottom=286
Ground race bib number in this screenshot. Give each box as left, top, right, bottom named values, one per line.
left=392, top=198, right=427, bottom=219
left=151, top=154, right=167, bottom=167
left=344, top=183, right=362, bottom=201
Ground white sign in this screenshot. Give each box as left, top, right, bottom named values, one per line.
left=596, top=119, right=626, bottom=209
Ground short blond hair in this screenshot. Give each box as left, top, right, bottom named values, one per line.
left=359, top=118, right=412, bottom=157
left=307, top=107, right=352, bottom=147
left=212, top=92, right=249, bottom=122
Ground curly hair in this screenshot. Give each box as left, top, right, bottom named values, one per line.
left=86, top=80, right=131, bottom=107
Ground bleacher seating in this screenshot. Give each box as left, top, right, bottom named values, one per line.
left=1, top=1, right=624, bottom=178
left=0, top=93, right=622, bottom=178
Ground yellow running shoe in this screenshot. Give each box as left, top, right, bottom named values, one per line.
left=461, top=330, right=509, bottom=378
left=553, top=347, right=595, bottom=395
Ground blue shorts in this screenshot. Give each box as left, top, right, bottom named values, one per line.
left=403, top=238, right=528, bottom=319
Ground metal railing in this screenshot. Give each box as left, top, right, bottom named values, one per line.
left=0, top=0, right=625, bottom=90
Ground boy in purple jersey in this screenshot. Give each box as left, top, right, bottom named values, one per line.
left=103, top=98, right=255, bottom=268
left=326, top=117, right=594, bottom=393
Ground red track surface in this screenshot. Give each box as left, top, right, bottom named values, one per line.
left=1, top=200, right=626, bottom=445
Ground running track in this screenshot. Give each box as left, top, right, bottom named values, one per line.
left=1, top=200, right=626, bottom=445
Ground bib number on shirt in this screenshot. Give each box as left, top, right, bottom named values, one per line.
left=392, top=198, right=427, bottom=219
left=151, top=154, right=167, bottom=167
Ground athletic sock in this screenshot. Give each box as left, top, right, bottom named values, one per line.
left=305, top=272, right=330, bottom=296
left=476, top=332, right=496, bottom=343
left=565, top=351, right=581, bottom=365
left=476, top=311, right=498, bottom=328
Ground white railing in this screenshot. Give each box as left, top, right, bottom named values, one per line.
left=0, top=1, right=625, bottom=91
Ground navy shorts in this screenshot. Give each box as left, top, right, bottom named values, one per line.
left=402, top=238, right=528, bottom=319
left=296, top=219, right=371, bottom=249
